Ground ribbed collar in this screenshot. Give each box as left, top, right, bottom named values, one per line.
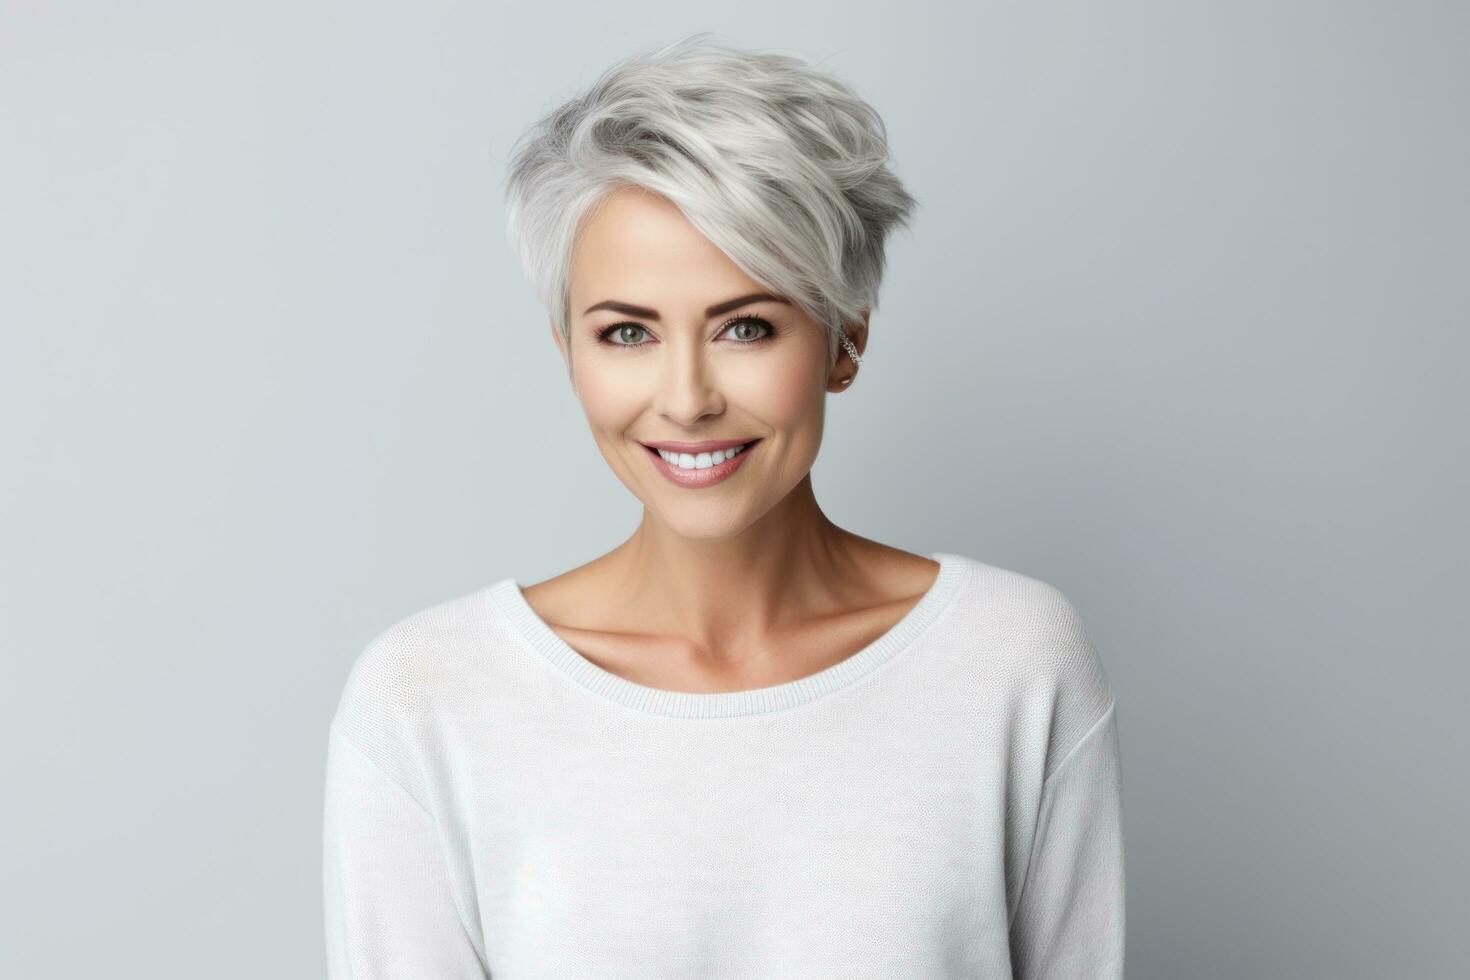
left=485, top=551, right=970, bottom=719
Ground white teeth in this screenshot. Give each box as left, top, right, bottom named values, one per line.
left=657, top=442, right=749, bottom=470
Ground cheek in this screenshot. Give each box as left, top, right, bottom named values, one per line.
left=573, top=366, right=644, bottom=433
left=738, top=353, right=825, bottom=431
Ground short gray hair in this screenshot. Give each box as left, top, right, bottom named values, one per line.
left=502, top=32, right=918, bottom=364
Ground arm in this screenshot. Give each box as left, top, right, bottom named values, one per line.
left=1008, top=701, right=1126, bottom=979
left=322, top=722, right=489, bottom=979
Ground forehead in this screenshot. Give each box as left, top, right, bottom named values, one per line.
left=569, top=187, right=761, bottom=309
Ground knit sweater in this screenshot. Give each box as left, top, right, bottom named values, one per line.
left=322, top=551, right=1125, bottom=978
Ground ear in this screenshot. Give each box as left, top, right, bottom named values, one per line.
left=827, top=309, right=869, bottom=393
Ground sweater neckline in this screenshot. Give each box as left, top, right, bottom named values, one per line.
left=485, top=551, right=970, bottom=719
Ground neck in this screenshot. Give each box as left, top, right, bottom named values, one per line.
left=607, top=475, right=869, bottom=653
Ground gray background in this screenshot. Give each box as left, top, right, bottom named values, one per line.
left=2, top=1, right=1465, bottom=976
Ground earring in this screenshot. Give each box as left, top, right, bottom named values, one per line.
left=837, top=331, right=860, bottom=388
left=837, top=331, right=861, bottom=388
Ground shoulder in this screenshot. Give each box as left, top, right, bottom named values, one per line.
left=941, top=554, right=1117, bottom=775
left=328, top=586, right=495, bottom=779
left=942, top=554, right=1108, bottom=682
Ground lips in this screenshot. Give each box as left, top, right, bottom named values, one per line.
left=643, top=438, right=759, bottom=488
left=639, top=437, right=756, bottom=454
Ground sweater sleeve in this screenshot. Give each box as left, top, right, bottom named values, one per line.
left=323, top=722, right=489, bottom=979
left=1008, top=700, right=1126, bottom=979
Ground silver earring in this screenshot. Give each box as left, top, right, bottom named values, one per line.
left=838, top=331, right=863, bottom=366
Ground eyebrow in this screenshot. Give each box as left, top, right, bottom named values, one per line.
left=582, top=293, right=791, bottom=320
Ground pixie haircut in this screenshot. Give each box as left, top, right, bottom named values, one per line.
left=502, top=32, right=918, bottom=366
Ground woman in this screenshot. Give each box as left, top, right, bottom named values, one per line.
left=323, top=33, right=1124, bottom=979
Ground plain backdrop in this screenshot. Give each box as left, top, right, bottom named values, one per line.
left=2, top=2, right=1465, bottom=976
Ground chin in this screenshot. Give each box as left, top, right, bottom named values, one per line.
left=646, top=500, right=763, bottom=542
left=659, top=514, right=751, bottom=543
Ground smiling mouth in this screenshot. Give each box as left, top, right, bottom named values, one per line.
left=642, top=438, right=761, bottom=487
left=643, top=439, right=759, bottom=467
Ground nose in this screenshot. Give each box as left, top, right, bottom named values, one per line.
left=653, top=335, right=725, bottom=426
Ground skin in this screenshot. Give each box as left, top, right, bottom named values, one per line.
left=524, top=185, right=941, bottom=695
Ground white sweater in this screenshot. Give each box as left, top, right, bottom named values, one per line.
left=322, top=551, right=1125, bottom=978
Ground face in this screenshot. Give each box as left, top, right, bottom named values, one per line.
left=553, top=186, right=863, bottom=541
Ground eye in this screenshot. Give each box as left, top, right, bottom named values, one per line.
left=596, top=322, right=652, bottom=347
left=718, top=315, right=777, bottom=345
left=594, top=315, right=779, bottom=350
